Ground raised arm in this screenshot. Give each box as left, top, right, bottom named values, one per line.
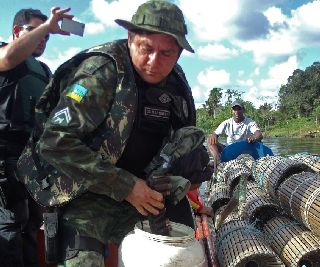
left=0, top=7, right=73, bottom=71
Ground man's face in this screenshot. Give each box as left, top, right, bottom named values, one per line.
left=128, top=32, right=181, bottom=84
left=231, top=105, right=245, bottom=122
left=16, top=17, right=48, bottom=57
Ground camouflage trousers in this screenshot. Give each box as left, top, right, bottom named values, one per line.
left=57, top=192, right=142, bottom=267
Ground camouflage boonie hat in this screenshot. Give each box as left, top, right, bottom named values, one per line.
left=115, top=0, right=194, bottom=53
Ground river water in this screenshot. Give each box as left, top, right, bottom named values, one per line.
left=262, top=137, right=320, bottom=156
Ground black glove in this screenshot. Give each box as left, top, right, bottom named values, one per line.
left=147, top=176, right=172, bottom=236
left=171, top=145, right=214, bottom=184
left=147, top=175, right=172, bottom=196
left=148, top=209, right=171, bottom=236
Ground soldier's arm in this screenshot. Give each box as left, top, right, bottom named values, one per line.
left=39, top=55, right=137, bottom=202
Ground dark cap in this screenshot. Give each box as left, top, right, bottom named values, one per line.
left=231, top=100, right=244, bottom=109
left=13, top=8, right=47, bottom=27
left=115, top=0, right=194, bottom=53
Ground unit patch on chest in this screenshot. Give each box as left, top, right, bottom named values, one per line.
left=158, top=93, right=172, bottom=104
left=144, top=106, right=170, bottom=120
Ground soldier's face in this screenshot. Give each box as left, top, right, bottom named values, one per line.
left=15, top=17, right=49, bottom=57
left=128, top=32, right=180, bottom=84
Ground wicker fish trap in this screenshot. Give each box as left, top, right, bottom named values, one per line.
left=243, top=182, right=280, bottom=225
left=253, top=155, right=283, bottom=180
left=289, top=153, right=320, bottom=173
left=253, top=156, right=311, bottom=199
left=252, top=156, right=283, bottom=192
left=263, top=216, right=320, bottom=267
left=278, top=172, right=320, bottom=236
left=222, top=162, right=252, bottom=196
left=214, top=203, right=244, bottom=227
left=208, top=182, right=230, bottom=211
left=236, top=154, right=256, bottom=170
left=220, top=159, right=243, bottom=179
left=246, top=180, right=263, bottom=192
left=216, top=219, right=284, bottom=267
left=214, top=161, right=228, bottom=182
left=231, top=180, right=263, bottom=197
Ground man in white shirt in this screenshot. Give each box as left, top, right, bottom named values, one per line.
left=207, top=100, right=263, bottom=160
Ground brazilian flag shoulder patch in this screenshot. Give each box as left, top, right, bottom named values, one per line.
left=66, top=84, right=88, bottom=102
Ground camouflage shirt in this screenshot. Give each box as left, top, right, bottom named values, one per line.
left=37, top=40, right=195, bottom=204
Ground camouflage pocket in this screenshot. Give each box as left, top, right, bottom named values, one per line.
left=16, top=139, right=86, bottom=207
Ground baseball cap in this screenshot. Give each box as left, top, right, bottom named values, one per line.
left=115, top=0, right=194, bottom=53
left=231, top=100, right=244, bottom=109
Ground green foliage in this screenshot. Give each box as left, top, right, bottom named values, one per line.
left=196, top=106, right=230, bottom=133
left=204, top=88, right=222, bottom=118
left=196, top=108, right=215, bottom=132
left=315, top=105, right=320, bottom=116
left=267, top=117, right=318, bottom=137
left=278, top=62, right=320, bottom=118
left=225, top=88, right=241, bottom=106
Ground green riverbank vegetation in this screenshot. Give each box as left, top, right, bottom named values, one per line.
left=196, top=62, right=320, bottom=138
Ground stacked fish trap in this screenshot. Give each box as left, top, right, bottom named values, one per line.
left=216, top=219, right=284, bottom=267
left=222, top=161, right=252, bottom=196
left=214, top=204, right=243, bottom=226
left=264, top=216, right=320, bottom=266
left=242, top=181, right=279, bottom=226
left=278, top=171, right=320, bottom=237
left=208, top=182, right=230, bottom=212
left=214, top=161, right=228, bottom=182
left=209, top=154, right=320, bottom=267
left=253, top=156, right=311, bottom=198
left=253, top=155, right=283, bottom=180
left=289, top=153, right=320, bottom=173
left=235, top=154, right=256, bottom=170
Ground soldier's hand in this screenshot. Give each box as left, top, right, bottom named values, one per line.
left=125, top=179, right=164, bottom=216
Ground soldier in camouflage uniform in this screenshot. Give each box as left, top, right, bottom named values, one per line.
left=34, top=1, right=198, bottom=266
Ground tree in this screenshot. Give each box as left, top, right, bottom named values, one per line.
left=225, top=88, right=241, bottom=106
left=205, top=87, right=222, bottom=118
left=314, top=105, right=320, bottom=128
left=278, top=62, right=320, bottom=118
left=196, top=107, right=216, bottom=133
left=278, top=69, right=304, bottom=118
left=259, top=103, right=273, bottom=131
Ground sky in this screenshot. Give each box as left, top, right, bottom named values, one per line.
left=1, top=0, right=320, bottom=109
